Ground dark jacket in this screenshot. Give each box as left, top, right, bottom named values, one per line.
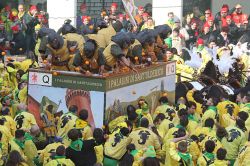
left=66, top=139, right=97, bottom=166
left=10, top=32, right=26, bottom=55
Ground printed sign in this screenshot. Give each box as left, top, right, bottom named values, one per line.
left=29, top=72, right=52, bottom=86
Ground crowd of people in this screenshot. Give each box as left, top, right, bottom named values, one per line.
left=0, top=2, right=249, bottom=166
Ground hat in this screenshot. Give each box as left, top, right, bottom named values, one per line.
left=29, top=5, right=37, bottom=12
left=111, top=3, right=118, bottom=8
left=221, top=7, right=228, bottom=13
left=11, top=25, right=19, bottom=31
left=138, top=6, right=144, bottom=11
left=197, top=38, right=204, bottom=45
left=226, top=15, right=231, bottom=20
left=144, top=146, right=156, bottom=158
left=80, top=3, right=87, bottom=10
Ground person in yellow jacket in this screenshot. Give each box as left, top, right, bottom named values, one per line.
left=0, top=118, right=13, bottom=155
left=0, top=107, right=16, bottom=136
left=46, top=33, right=75, bottom=71
left=38, top=137, right=64, bottom=165
left=75, top=109, right=92, bottom=140
left=234, top=135, right=250, bottom=166
left=104, top=126, right=131, bottom=166
left=14, top=104, right=38, bottom=132
left=199, top=135, right=223, bottom=154
left=194, top=118, right=216, bottom=137
left=1, top=95, right=17, bottom=118
left=186, top=89, right=203, bottom=116
left=6, top=65, right=18, bottom=90
left=5, top=150, right=29, bottom=166
left=217, top=93, right=239, bottom=128
left=202, top=98, right=219, bottom=126
left=187, top=101, right=201, bottom=124
left=45, top=145, right=75, bottom=166
left=237, top=91, right=250, bottom=131
left=213, top=148, right=229, bottom=166
left=9, top=129, right=28, bottom=161
left=197, top=140, right=216, bottom=166
left=221, top=120, right=247, bottom=166
left=154, top=113, right=174, bottom=139
left=164, top=115, right=189, bottom=141
left=153, top=96, right=176, bottom=120
left=57, top=105, right=78, bottom=146
left=103, top=32, right=135, bottom=71
left=128, top=118, right=161, bottom=156
left=169, top=140, right=194, bottom=166
left=136, top=102, right=154, bottom=126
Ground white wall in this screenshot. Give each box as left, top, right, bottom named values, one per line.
left=212, top=0, right=250, bottom=15
left=152, top=0, right=183, bottom=26
left=47, top=0, right=77, bottom=31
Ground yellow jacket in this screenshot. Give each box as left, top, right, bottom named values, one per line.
left=9, top=139, right=27, bottom=161
left=222, top=126, right=246, bottom=160
left=217, top=100, right=239, bottom=128
left=24, top=139, right=38, bottom=166
left=45, top=157, right=75, bottom=166
left=199, top=136, right=222, bottom=154
left=212, top=159, right=229, bottom=166
left=0, top=115, right=16, bottom=136
left=186, top=90, right=203, bottom=116
left=14, top=111, right=37, bottom=131
left=94, top=144, right=103, bottom=165
left=168, top=142, right=194, bottom=166
left=104, top=132, right=130, bottom=160
left=39, top=142, right=64, bottom=165
left=0, top=125, right=13, bottom=155
left=234, top=142, right=250, bottom=166
left=128, top=127, right=161, bottom=158
left=75, top=119, right=92, bottom=140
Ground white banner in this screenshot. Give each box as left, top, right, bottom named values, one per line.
left=29, top=72, right=52, bottom=86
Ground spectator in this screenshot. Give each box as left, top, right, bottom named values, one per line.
left=186, top=21, right=199, bottom=48
left=166, top=12, right=175, bottom=29
left=141, top=17, right=154, bottom=31
left=216, top=26, right=231, bottom=47
left=10, top=25, right=26, bottom=55
left=135, top=6, right=144, bottom=25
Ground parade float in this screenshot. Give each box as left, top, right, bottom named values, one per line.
left=27, top=61, right=176, bottom=128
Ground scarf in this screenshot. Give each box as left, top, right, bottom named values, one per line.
left=130, top=150, right=138, bottom=157
left=188, top=114, right=198, bottom=123
left=24, top=132, right=33, bottom=141
left=70, top=139, right=83, bottom=151
left=204, top=152, right=215, bottom=160
left=208, top=106, right=217, bottom=112
left=54, top=155, right=66, bottom=159
left=178, top=152, right=192, bottom=165
left=176, top=124, right=185, bottom=129
left=14, top=138, right=25, bottom=149
left=18, top=12, right=25, bottom=19
left=197, top=45, right=204, bottom=52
